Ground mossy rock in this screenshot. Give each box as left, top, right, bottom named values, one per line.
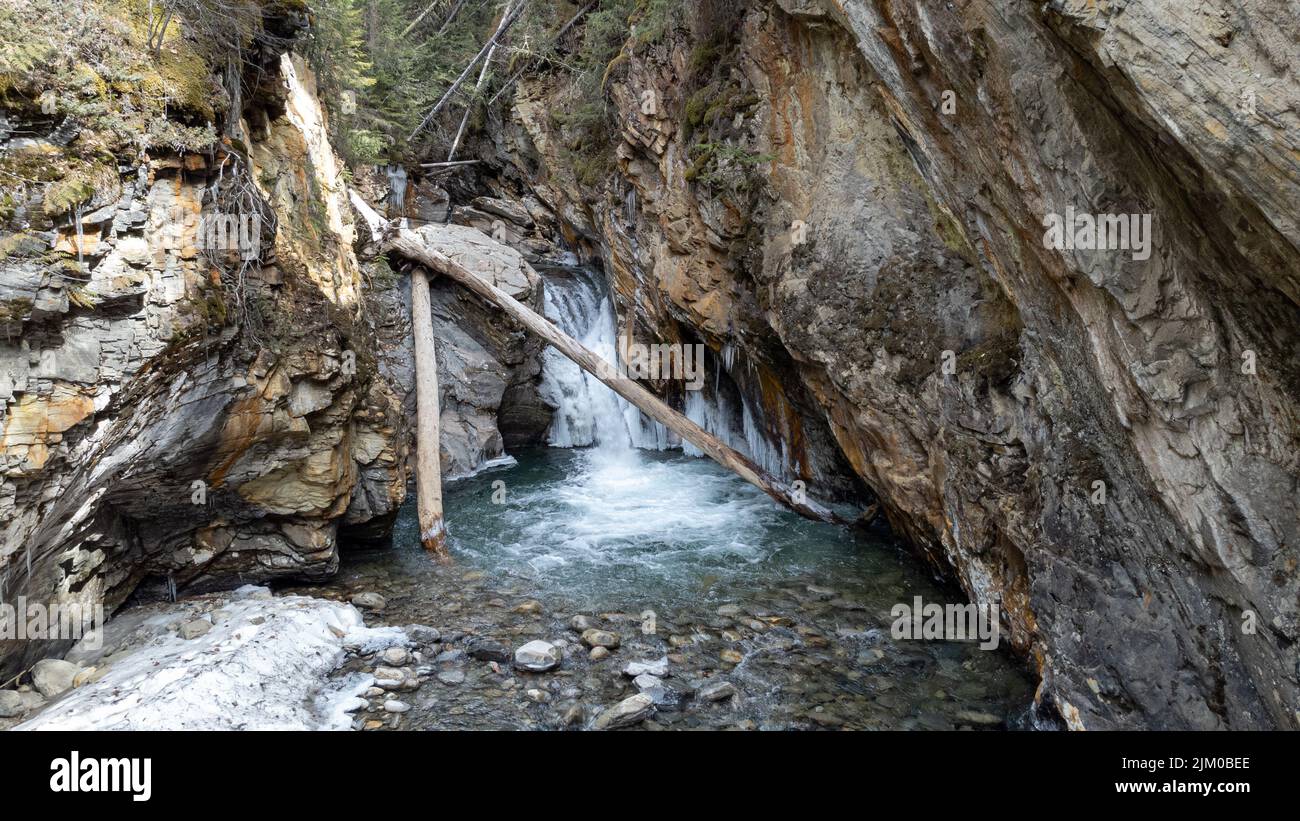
left=43, top=161, right=117, bottom=216
left=0, top=297, right=34, bottom=324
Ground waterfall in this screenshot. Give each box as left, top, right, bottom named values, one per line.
left=384, top=165, right=407, bottom=218
left=538, top=266, right=638, bottom=449
left=536, top=265, right=788, bottom=476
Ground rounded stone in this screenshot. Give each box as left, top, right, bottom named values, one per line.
left=580, top=628, right=620, bottom=650
left=513, top=640, right=562, bottom=673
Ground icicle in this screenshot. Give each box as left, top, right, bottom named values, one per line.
left=73, top=204, right=85, bottom=276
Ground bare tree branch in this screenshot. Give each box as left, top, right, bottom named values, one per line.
left=407, top=0, right=527, bottom=141
left=487, top=1, right=594, bottom=106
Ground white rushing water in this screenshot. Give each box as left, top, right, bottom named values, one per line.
left=538, top=267, right=664, bottom=450
left=536, top=264, right=789, bottom=475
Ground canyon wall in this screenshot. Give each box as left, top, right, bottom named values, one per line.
left=3, top=0, right=1296, bottom=730
left=0, top=4, right=547, bottom=678
left=488, top=0, right=1299, bottom=729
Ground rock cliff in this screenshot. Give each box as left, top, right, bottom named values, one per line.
left=0, top=2, right=547, bottom=679
left=482, top=0, right=1299, bottom=729
left=3, top=0, right=1296, bottom=731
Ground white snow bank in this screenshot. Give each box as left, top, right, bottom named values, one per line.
left=17, top=586, right=406, bottom=731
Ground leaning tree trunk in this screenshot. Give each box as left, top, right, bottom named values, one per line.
left=388, top=230, right=840, bottom=523
left=409, top=266, right=448, bottom=554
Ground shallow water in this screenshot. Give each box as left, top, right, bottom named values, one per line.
left=303, top=446, right=1036, bottom=730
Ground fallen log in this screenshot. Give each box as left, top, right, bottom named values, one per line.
left=387, top=229, right=840, bottom=523
left=410, top=265, right=448, bottom=554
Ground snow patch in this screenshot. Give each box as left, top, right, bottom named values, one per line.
left=17, top=586, right=406, bottom=731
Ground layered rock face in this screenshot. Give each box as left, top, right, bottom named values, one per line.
left=0, top=1, right=553, bottom=680
left=494, top=0, right=1299, bottom=729
left=0, top=35, right=405, bottom=678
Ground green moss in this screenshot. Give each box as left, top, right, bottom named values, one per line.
left=42, top=161, right=113, bottom=216
left=43, top=176, right=96, bottom=216
left=572, top=149, right=615, bottom=188
left=600, top=51, right=630, bottom=90
left=689, top=42, right=721, bottom=74
left=154, top=43, right=216, bottom=121
left=193, top=287, right=229, bottom=327
left=0, top=231, right=42, bottom=260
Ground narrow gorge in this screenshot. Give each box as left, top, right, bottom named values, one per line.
left=0, top=0, right=1296, bottom=732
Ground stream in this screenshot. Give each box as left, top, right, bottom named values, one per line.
left=292, top=264, right=1037, bottom=730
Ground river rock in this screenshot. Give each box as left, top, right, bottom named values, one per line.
left=467, top=637, right=511, bottom=662
left=373, top=666, right=409, bottom=688
left=580, top=629, right=620, bottom=650
left=697, top=680, right=737, bottom=702
left=406, top=625, right=442, bottom=644
left=634, top=674, right=686, bottom=710
left=383, top=700, right=410, bottom=713
left=513, top=640, right=561, bottom=672
left=512, top=600, right=543, bottom=615
left=437, top=669, right=466, bottom=686
left=719, top=649, right=744, bottom=664
left=623, top=657, right=669, bottom=678
left=380, top=647, right=411, bottom=666
left=351, top=592, right=387, bottom=611
left=588, top=647, right=610, bottom=661
left=592, top=693, right=655, bottom=730
left=954, top=710, right=1002, bottom=726
left=0, top=690, right=25, bottom=718
left=31, top=659, right=80, bottom=698
left=568, top=615, right=595, bottom=632
left=805, top=585, right=836, bottom=601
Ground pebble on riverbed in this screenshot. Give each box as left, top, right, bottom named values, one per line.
left=437, top=669, right=466, bottom=685
left=351, top=592, right=387, bottom=611
left=580, top=629, right=620, bottom=650
left=513, top=640, right=561, bottom=673
left=697, top=680, right=737, bottom=702
left=623, top=657, right=669, bottom=678
left=592, top=693, right=655, bottom=730
left=568, top=615, right=596, bottom=632
left=467, top=637, right=511, bottom=662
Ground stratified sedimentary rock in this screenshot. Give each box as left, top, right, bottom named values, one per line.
left=490, top=0, right=1299, bottom=729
